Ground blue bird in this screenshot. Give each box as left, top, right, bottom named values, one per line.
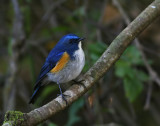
left=29, top=34, right=85, bottom=104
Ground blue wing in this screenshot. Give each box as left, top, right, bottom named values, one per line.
left=34, top=51, right=65, bottom=90
left=29, top=46, right=66, bottom=104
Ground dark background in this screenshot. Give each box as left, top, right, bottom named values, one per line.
left=0, top=0, right=160, bottom=126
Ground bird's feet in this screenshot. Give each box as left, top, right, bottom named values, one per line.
left=72, top=80, right=86, bottom=88
left=57, top=93, right=70, bottom=105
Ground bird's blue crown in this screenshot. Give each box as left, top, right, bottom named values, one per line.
left=47, top=34, right=83, bottom=60
left=57, top=33, right=81, bottom=46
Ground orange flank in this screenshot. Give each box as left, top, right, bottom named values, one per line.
left=50, top=52, right=70, bottom=73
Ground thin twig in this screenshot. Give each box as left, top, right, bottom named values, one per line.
left=3, top=0, right=25, bottom=112
left=141, top=45, right=160, bottom=58
left=144, top=81, right=153, bottom=110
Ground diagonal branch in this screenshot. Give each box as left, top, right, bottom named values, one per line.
left=3, top=0, right=160, bottom=126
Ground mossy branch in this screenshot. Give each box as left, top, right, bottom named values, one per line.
left=3, top=0, right=160, bottom=126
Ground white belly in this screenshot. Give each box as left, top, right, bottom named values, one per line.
left=47, top=42, right=85, bottom=83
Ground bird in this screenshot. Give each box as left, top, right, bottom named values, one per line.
left=29, top=34, right=85, bottom=104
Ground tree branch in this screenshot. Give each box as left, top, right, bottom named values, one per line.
left=3, top=0, right=160, bottom=125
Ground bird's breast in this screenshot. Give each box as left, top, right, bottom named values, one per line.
left=47, top=46, right=85, bottom=83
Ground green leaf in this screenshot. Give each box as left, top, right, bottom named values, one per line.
left=89, top=10, right=101, bottom=21
left=124, top=76, right=143, bottom=102
left=115, top=60, right=132, bottom=78
left=88, top=42, right=107, bottom=64
left=88, top=42, right=107, bottom=54
left=66, top=98, right=84, bottom=126
left=90, top=53, right=99, bottom=62
left=115, top=45, right=149, bottom=102
left=136, top=70, right=149, bottom=82
left=48, top=123, right=58, bottom=126
left=51, top=26, right=69, bottom=33
left=73, top=7, right=85, bottom=16
left=123, top=46, right=143, bottom=65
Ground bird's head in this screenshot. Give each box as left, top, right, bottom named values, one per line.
left=57, top=34, right=85, bottom=51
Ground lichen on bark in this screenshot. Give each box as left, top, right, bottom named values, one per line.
left=3, top=111, right=24, bottom=126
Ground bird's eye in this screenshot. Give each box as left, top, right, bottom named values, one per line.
left=69, top=39, right=75, bottom=44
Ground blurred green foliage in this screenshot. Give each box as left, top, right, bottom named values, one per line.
left=66, top=98, right=84, bottom=126
left=51, top=26, right=69, bottom=34
left=83, top=42, right=107, bottom=72
left=85, top=42, right=149, bottom=103
left=88, top=42, right=107, bottom=64
left=115, top=45, right=149, bottom=102
left=48, top=123, right=57, bottom=126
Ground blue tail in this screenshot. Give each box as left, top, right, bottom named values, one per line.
left=29, top=86, right=41, bottom=104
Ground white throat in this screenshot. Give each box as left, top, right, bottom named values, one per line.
left=78, top=41, right=82, bottom=49
left=74, top=41, right=84, bottom=64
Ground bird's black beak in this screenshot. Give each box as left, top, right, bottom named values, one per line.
left=79, top=37, right=85, bottom=41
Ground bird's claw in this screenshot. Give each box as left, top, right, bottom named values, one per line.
left=72, top=80, right=86, bottom=88
left=57, top=93, right=70, bottom=105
